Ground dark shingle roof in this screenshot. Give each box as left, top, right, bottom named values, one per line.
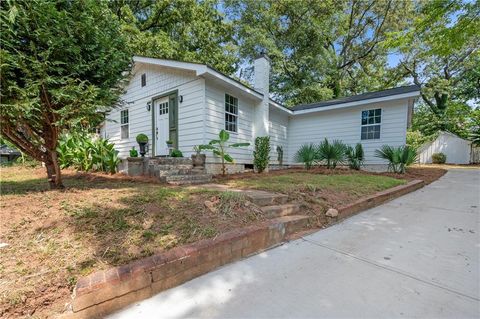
left=291, top=85, right=420, bottom=112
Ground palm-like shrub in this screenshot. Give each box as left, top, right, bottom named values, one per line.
left=316, top=138, right=346, bottom=169
left=294, top=143, right=317, bottom=169
left=345, top=143, right=364, bottom=170
left=375, top=145, right=417, bottom=174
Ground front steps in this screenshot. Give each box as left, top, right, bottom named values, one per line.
left=147, top=157, right=212, bottom=185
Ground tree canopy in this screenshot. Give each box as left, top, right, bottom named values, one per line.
left=0, top=0, right=131, bottom=188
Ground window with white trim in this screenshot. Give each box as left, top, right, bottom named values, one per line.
left=361, top=108, right=381, bottom=140
left=141, top=73, right=146, bottom=87
left=120, top=109, right=129, bottom=139
left=225, top=94, right=238, bottom=132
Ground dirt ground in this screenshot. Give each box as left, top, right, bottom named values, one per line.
left=0, top=165, right=446, bottom=318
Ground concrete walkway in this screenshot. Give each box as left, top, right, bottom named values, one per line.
left=109, top=169, right=480, bottom=319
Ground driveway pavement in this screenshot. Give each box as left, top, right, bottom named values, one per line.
left=109, top=169, right=480, bottom=318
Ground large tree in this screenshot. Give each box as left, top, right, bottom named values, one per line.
left=0, top=0, right=131, bottom=189
left=110, top=0, right=238, bottom=75
left=225, top=0, right=412, bottom=105
left=386, top=0, right=480, bottom=115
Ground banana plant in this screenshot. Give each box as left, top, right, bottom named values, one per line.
left=200, top=130, right=250, bottom=175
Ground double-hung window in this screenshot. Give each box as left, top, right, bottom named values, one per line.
left=361, top=108, right=381, bottom=140
left=225, top=94, right=238, bottom=132
left=120, top=109, right=129, bottom=139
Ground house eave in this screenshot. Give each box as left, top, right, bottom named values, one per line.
left=292, top=91, right=421, bottom=115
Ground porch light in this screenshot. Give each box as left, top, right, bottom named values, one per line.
left=146, top=101, right=151, bottom=111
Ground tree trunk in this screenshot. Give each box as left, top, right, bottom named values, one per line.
left=45, top=151, right=64, bottom=189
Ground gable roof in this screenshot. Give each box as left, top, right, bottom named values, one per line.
left=133, top=56, right=264, bottom=100
left=292, top=85, right=420, bottom=112
left=133, top=56, right=420, bottom=115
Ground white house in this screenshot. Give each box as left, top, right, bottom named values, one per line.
left=419, top=131, right=475, bottom=164
left=101, top=55, right=420, bottom=173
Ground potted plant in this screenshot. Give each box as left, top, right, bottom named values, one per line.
left=129, top=146, right=138, bottom=158
left=166, top=139, right=173, bottom=149
left=136, top=134, right=149, bottom=157
left=192, top=145, right=206, bottom=167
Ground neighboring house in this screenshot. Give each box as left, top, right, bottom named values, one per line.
left=419, top=131, right=478, bottom=164
left=101, top=55, right=421, bottom=173
left=0, top=145, right=21, bottom=164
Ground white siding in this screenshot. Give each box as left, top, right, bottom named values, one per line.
left=204, top=81, right=257, bottom=164
left=287, top=100, right=410, bottom=165
left=104, top=64, right=204, bottom=158
left=419, top=132, right=471, bottom=164
left=268, top=107, right=289, bottom=165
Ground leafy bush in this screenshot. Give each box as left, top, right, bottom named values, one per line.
left=136, top=134, right=149, bottom=144
left=253, top=136, right=270, bottom=173
left=406, top=130, right=431, bottom=151
left=317, top=138, right=346, bottom=169
left=345, top=143, right=364, bottom=170
left=375, top=145, right=417, bottom=174
left=170, top=149, right=183, bottom=157
left=432, top=152, right=446, bottom=164
left=57, top=132, right=120, bottom=174
left=294, top=143, right=316, bottom=169
left=276, top=145, right=284, bottom=166
left=129, top=147, right=138, bottom=157
left=199, top=130, right=249, bottom=175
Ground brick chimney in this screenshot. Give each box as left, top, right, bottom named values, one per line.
left=253, top=54, right=270, bottom=138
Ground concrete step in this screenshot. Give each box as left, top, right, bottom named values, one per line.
left=165, top=174, right=212, bottom=185
left=261, top=203, right=302, bottom=218
left=244, top=190, right=289, bottom=206
left=152, top=164, right=193, bottom=170
left=269, top=214, right=311, bottom=235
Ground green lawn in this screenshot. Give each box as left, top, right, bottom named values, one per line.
left=225, top=172, right=406, bottom=197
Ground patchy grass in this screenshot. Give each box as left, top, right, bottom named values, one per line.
left=225, top=172, right=405, bottom=196
left=0, top=166, right=263, bottom=318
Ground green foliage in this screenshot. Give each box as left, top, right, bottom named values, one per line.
left=406, top=130, right=432, bottom=151
left=0, top=0, right=131, bottom=188
left=110, top=0, right=238, bottom=75
left=375, top=145, right=418, bottom=174
left=166, top=140, right=173, bottom=145
left=345, top=143, right=364, bottom=170
left=225, top=0, right=411, bottom=105
left=385, top=0, right=479, bottom=114
left=253, top=136, right=270, bottom=173
left=57, top=132, right=120, bottom=174
left=276, top=145, right=284, bottom=166
left=129, top=147, right=138, bottom=158
left=200, top=130, right=250, bottom=175
left=316, top=139, right=347, bottom=169
left=136, top=134, right=148, bottom=144
left=432, top=152, right=446, bottom=164
left=294, top=144, right=317, bottom=169
left=193, top=145, right=203, bottom=155
left=170, top=149, right=183, bottom=158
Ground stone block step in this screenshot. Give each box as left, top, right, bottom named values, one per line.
left=149, top=157, right=192, bottom=165
left=157, top=168, right=206, bottom=177
left=244, top=190, right=289, bottom=206
left=152, top=164, right=193, bottom=171
left=261, top=203, right=302, bottom=218
left=165, top=174, right=212, bottom=185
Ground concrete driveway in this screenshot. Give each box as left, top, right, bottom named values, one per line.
left=109, top=169, right=480, bottom=318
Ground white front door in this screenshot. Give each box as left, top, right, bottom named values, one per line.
left=154, top=97, right=170, bottom=156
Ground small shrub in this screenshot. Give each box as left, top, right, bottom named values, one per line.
left=253, top=136, right=270, bottom=173
left=136, top=134, right=148, bottom=144
left=317, top=138, right=346, bottom=169
left=345, top=143, right=364, bottom=170
left=294, top=143, right=316, bottom=169
left=375, top=145, right=417, bottom=174
left=129, top=147, right=138, bottom=157
left=432, top=152, right=446, bottom=164
left=170, top=149, right=183, bottom=157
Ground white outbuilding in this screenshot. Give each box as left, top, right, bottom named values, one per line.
left=418, top=131, right=474, bottom=164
